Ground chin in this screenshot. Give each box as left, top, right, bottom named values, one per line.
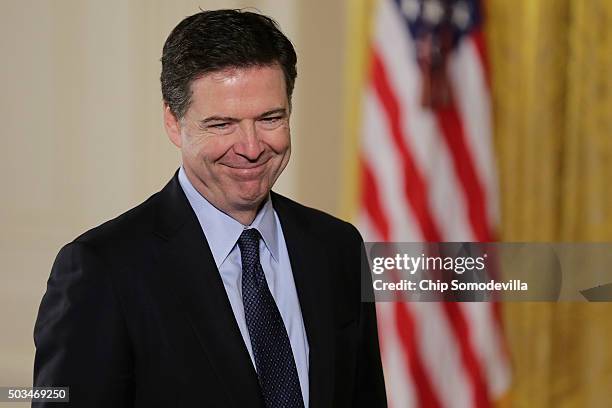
left=233, top=187, right=268, bottom=207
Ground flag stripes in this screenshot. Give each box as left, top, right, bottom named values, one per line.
left=354, top=0, right=511, bottom=406
left=371, top=51, right=442, bottom=241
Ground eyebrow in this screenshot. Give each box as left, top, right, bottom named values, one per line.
left=257, top=108, right=287, bottom=118
left=198, top=108, right=287, bottom=126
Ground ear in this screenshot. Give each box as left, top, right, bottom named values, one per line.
left=163, top=104, right=182, bottom=148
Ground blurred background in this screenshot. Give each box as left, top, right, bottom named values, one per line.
left=1, top=0, right=610, bottom=407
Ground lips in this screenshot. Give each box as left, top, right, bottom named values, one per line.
left=222, top=160, right=270, bottom=180
left=224, top=162, right=267, bottom=170
left=221, top=156, right=271, bottom=170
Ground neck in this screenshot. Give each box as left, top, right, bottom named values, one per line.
left=226, top=208, right=259, bottom=226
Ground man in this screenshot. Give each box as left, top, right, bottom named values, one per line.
left=33, top=9, right=386, bottom=408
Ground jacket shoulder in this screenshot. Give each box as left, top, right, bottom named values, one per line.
left=271, top=192, right=362, bottom=243
left=72, top=191, right=161, bottom=250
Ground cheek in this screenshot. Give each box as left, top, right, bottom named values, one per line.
left=186, top=134, right=232, bottom=163
left=266, top=129, right=291, bottom=154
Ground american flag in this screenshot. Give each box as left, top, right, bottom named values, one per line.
left=355, top=0, right=512, bottom=406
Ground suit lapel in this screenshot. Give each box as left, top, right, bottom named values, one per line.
left=153, top=174, right=264, bottom=407
left=272, top=193, right=335, bottom=408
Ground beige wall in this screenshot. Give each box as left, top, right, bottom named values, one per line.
left=0, top=0, right=346, bottom=391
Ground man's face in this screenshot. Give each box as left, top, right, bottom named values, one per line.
left=165, top=64, right=291, bottom=217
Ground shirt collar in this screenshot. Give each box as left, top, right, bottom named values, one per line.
left=178, top=167, right=279, bottom=267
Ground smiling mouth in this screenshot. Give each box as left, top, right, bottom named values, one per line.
left=225, top=163, right=265, bottom=170
left=222, top=159, right=270, bottom=179
left=222, top=158, right=270, bottom=170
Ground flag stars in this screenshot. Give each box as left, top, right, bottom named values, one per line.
left=401, top=0, right=421, bottom=22
left=452, top=1, right=471, bottom=30
left=423, top=0, right=445, bottom=24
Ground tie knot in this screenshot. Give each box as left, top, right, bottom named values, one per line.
left=237, top=228, right=261, bottom=252
left=238, top=228, right=261, bottom=273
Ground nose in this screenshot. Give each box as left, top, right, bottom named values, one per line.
left=234, top=120, right=264, bottom=161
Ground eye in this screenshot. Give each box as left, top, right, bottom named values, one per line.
left=203, top=121, right=237, bottom=135
left=258, top=116, right=284, bottom=129
left=261, top=117, right=281, bottom=123
left=209, top=122, right=230, bottom=129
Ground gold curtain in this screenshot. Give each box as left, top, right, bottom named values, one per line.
left=487, top=0, right=612, bottom=406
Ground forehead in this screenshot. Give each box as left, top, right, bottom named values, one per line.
left=187, top=65, right=288, bottom=118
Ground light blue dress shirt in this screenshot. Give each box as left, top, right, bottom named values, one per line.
left=178, top=167, right=310, bottom=406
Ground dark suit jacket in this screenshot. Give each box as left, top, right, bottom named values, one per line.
left=33, top=173, right=387, bottom=407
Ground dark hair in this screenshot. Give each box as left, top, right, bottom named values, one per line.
left=161, top=9, right=297, bottom=119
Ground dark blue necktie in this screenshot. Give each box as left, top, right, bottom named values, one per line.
left=237, top=228, right=305, bottom=408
